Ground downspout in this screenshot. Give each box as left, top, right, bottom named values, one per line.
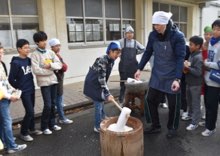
left=143, top=0, right=146, bottom=44
left=199, top=3, right=206, bottom=36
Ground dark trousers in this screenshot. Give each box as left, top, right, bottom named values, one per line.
left=181, top=80, right=187, bottom=112
left=20, top=93, right=35, bottom=135
left=145, top=87, right=181, bottom=130
left=204, top=84, right=220, bottom=130
left=40, top=84, right=57, bottom=131
left=119, top=72, right=135, bottom=103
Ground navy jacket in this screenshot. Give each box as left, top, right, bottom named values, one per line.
left=84, top=55, right=114, bottom=101
left=9, top=57, right=35, bottom=95
left=138, top=23, right=186, bottom=79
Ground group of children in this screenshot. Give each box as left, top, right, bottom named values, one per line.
left=84, top=19, right=220, bottom=137
left=1, top=18, right=220, bottom=154
left=0, top=31, right=72, bottom=154
left=180, top=20, right=220, bottom=137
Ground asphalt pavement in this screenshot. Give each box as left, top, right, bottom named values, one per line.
left=3, top=102, right=220, bottom=156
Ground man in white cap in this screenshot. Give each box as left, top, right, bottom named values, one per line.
left=135, top=11, right=186, bottom=138
left=118, top=25, right=145, bottom=104
left=48, top=38, right=73, bottom=125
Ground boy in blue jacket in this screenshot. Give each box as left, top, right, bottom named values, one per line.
left=84, top=41, right=121, bottom=133
left=9, top=39, right=42, bottom=142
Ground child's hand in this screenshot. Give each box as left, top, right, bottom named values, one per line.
left=10, top=95, right=19, bottom=102
left=184, top=60, right=190, bottom=68
left=107, top=95, right=114, bottom=102
left=43, top=64, right=51, bottom=69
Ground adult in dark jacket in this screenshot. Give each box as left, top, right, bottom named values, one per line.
left=135, top=11, right=186, bottom=138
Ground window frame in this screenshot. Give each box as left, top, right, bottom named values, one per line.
left=153, top=2, right=188, bottom=38
left=65, top=0, right=136, bottom=47
left=0, top=0, right=39, bottom=49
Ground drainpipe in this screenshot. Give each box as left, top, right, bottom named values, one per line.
left=199, top=3, right=206, bottom=36
left=143, top=0, right=146, bottom=44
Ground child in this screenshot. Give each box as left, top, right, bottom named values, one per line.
left=8, top=39, right=42, bottom=142
left=84, top=41, right=121, bottom=133
left=184, top=36, right=203, bottom=131
left=48, top=38, right=73, bottom=124
left=31, top=31, right=62, bottom=135
left=0, top=45, right=27, bottom=153
left=202, top=19, right=220, bottom=136
left=200, top=26, right=212, bottom=123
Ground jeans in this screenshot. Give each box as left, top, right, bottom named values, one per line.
left=0, top=99, right=17, bottom=149
left=20, top=93, right=35, bottom=135
left=56, top=95, right=66, bottom=120
left=94, top=101, right=106, bottom=129
left=40, top=84, right=57, bottom=131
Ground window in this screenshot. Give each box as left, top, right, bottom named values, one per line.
left=65, top=0, right=135, bottom=44
left=0, top=0, right=39, bottom=48
left=153, top=2, right=187, bottom=37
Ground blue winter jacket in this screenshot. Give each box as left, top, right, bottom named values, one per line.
left=138, top=23, right=186, bottom=79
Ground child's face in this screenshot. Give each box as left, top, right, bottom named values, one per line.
left=109, top=49, right=121, bottom=60
left=18, top=44, right=30, bottom=57
left=51, top=44, right=61, bottom=53
left=212, top=26, right=220, bottom=38
left=0, top=48, right=4, bottom=61
left=204, top=32, right=212, bottom=42
left=37, top=40, right=47, bottom=49
left=125, top=32, right=134, bottom=40
left=189, top=41, right=200, bottom=53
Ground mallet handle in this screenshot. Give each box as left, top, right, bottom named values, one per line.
left=111, top=99, right=122, bottom=111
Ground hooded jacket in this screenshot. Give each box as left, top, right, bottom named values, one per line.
left=8, top=57, right=35, bottom=95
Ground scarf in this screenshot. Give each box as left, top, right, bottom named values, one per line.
left=210, top=37, right=220, bottom=46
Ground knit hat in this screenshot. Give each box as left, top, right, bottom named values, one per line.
left=204, top=26, right=212, bottom=33
left=48, top=38, right=61, bottom=47
left=152, top=11, right=173, bottom=25
left=125, top=26, right=134, bottom=33
left=106, top=41, right=121, bottom=54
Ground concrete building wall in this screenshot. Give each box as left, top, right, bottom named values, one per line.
left=2, top=0, right=203, bottom=85
left=202, top=4, right=220, bottom=31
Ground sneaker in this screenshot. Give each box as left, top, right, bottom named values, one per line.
left=20, top=134, right=33, bottom=142
left=182, top=112, right=188, bottom=117
left=58, top=119, right=73, bottom=124
left=186, top=124, right=198, bottom=131
left=181, top=112, right=191, bottom=121
left=160, top=103, right=168, bottom=109
left=144, top=127, right=161, bottom=134
left=94, top=127, right=100, bottom=133
left=166, top=129, right=177, bottom=138
left=52, top=125, right=62, bottom=131
left=199, top=121, right=205, bottom=127
left=201, top=129, right=216, bottom=137
left=43, top=129, right=52, bottom=135
left=7, top=144, right=27, bottom=154
left=29, top=130, right=43, bottom=135
left=201, top=115, right=206, bottom=120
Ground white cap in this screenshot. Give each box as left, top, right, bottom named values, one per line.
left=125, top=26, right=134, bottom=33
left=48, top=38, right=61, bottom=47
left=152, top=11, right=172, bottom=25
